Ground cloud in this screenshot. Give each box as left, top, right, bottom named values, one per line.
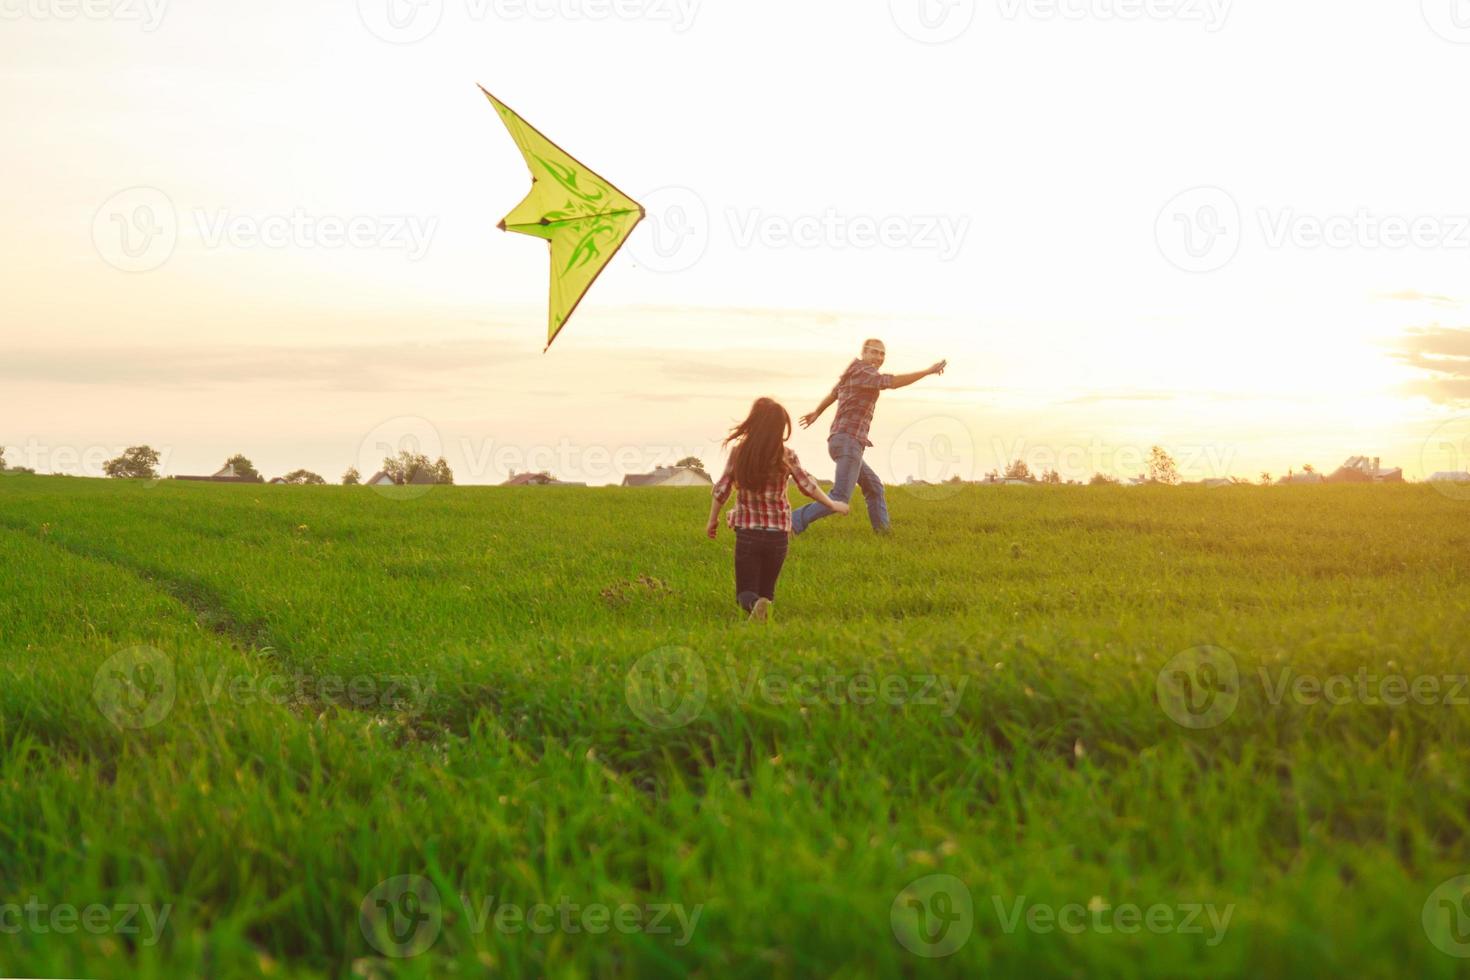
left=1381, top=289, right=1460, bottom=307
left=1396, top=325, right=1470, bottom=404
left=0, top=339, right=535, bottom=392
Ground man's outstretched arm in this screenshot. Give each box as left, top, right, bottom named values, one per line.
left=799, top=389, right=838, bottom=429
left=889, top=360, right=947, bottom=390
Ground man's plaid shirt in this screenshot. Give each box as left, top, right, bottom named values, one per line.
left=828, top=359, right=895, bottom=447
left=712, top=447, right=822, bottom=532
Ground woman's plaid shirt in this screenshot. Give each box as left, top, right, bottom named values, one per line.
left=712, top=447, right=822, bottom=532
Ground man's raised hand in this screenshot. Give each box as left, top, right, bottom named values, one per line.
left=929, top=360, right=948, bottom=376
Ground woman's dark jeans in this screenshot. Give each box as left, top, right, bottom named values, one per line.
left=734, top=528, right=789, bottom=612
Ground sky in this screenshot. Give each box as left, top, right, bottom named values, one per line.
left=3, top=0, right=1470, bottom=485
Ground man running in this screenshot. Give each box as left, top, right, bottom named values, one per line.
left=792, top=339, right=947, bottom=535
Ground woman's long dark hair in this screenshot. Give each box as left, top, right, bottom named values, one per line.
left=723, top=398, right=792, bottom=489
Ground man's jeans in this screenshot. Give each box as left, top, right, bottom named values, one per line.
left=792, top=432, right=890, bottom=534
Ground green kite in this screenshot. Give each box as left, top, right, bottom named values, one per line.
left=480, top=86, right=646, bottom=351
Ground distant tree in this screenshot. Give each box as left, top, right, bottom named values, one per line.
left=381, top=451, right=454, bottom=485
left=1004, top=458, right=1032, bottom=480
left=224, top=454, right=259, bottom=481
left=282, top=469, right=326, bottom=485
left=1146, top=446, right=1180, bottom=486
left=983, top=468, right=1000, bottom=483
left=1089, top=472, right=1120, bottom=485
left=0, top=445, right=6, bottom=470
left=1302, top=463, right=1315, bottom=474
left=103, top=446, right=160, bottom=480
left=1259, top=472, right=1272, bottom=485
left=675, top=455, right=708, bottom=478
left=1041, top=468, right=1062, bottom=484
left=342, top=466, right=361, bottom=486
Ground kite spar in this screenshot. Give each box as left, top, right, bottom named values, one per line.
left=480, top=86, right=646, bottom=351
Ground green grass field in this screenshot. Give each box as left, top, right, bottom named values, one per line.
left=2, top=474, right=1469, bottom=978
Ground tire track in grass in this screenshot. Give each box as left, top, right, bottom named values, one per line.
left=0, top=518, right=440, bottom=733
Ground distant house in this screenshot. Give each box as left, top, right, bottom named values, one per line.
left=1328, top=456, right=1404, bottom=483
left=173, top=462, right=263, bottom=484
left=1428, top=471, right=1470, bottom=483
left=268, top=477, right=288, bottom=485
left=364, top=471, right=397, bottom=487
left=501, top=471, right=585, bottom=487
left=622, top=466, right=712, bottom=488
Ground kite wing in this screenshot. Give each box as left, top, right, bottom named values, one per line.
left=480, top=86, right=645, bottom=351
